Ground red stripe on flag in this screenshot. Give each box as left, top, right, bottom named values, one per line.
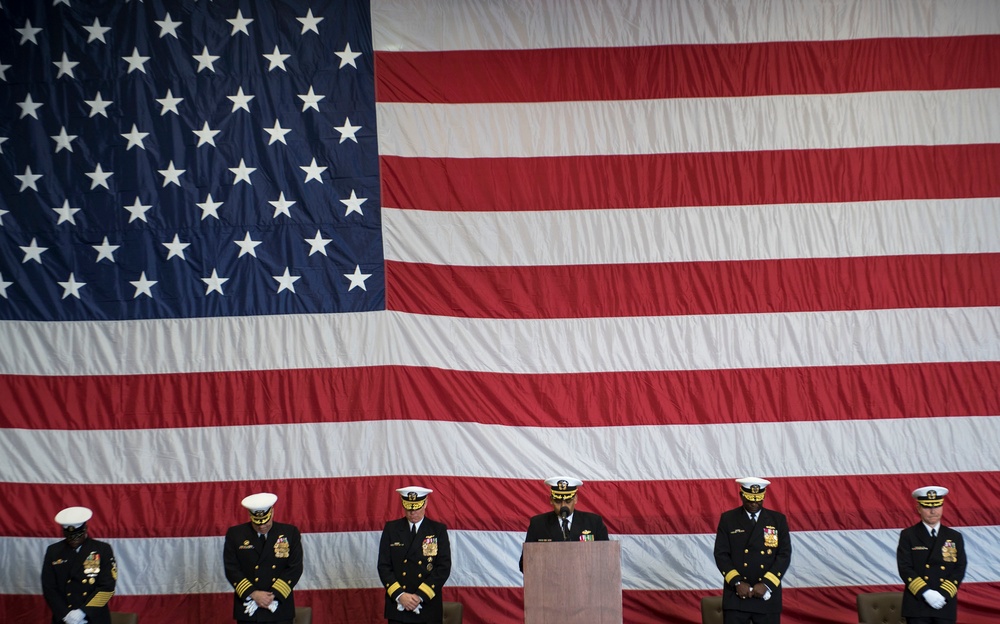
left=386, top=254, right=1000, bottom=319
left=4, top=583, right=1000, bottom=624
left=375, top=36, right=1000, bottom=103
left=380, top=145, right=1000, bottom=212
left=4, top=472, right=997, bottom=538
left=4, top=362, right=999, bottom=430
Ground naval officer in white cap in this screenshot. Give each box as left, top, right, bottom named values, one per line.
left=896, top=486, right=967, bottom=623
left=223, top=493, right=303, bottom=623
left=41, top=506, right=117, bottom=624
left=713, top=477, right=792, bottom=624
left=377, top=486, right=452, bottom=623
left=519, top=476, right=610, bottom=572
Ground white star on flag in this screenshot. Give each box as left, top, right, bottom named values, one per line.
left=53, top=52, right=79, bottom=79
left=163, top=234, right=191, bottom=260
left=92, top=237, right=120, bottom=263
left=18, top=94, right=43, bottom=119
left=156, top=89, right=183, bottom=115
left=53, top=200, right=81, bottom=225
left=17, top=19, right=42, bottom=45
left=58, top=273, right=86, bottom=299
left=273, top=268, right=301, bottom=293
left=297, top=9, right=324, bottom=34
left=344, top=265, right=372, bottom=291
left=83, top=18, right=111, bottom=43
left=229, top=159, right=256, bottom=185
left=0, top=273, right=11, bottom=299
left=201, top=269, right=229, bottom=295
left=51, top=127, right=78, bottom=153
left=234, top=233, right=263, bottom=258
left=15, top=165, right=43, bottom=192
left=122, top=124, right=149, bottom=150
left=193, top=46, right=220, bottom=73
left=122, top=47, right=151, bottom=73
left=269, top=192, right=296, bottom=218
left=336, top=43, right=361, bottom=69
left=20, top=238, right=48, bottom=264
left=124, top=197, right=152, bottom=223
left=300, top=158, right=327, bottom=183
left=155, top=13, right=182, bottom=38
left=85, top=92, right=113, bottom=117
left=228, top=86, right=255, bottom=112
left=158, top=161, right=185, bottom=187
left=297, top=86, right=324, bottom=112
left=193, top=121, right=220, bottom=147
left=197, top=194, right=223, bottom=220
left=85, top=164, right=113, bottom=189
left=305, top=230, right=332, bottom=256
left=264, top=120, right=291, bottom=145
left=227, top=9, right=253, bottom=36
left=334, top=117, right=361, bottom=143
left=130, top=272, right=158, bottom=298
left=263, top=46, right=290, bottom=71
left=340, top=190, right=367, bottom=216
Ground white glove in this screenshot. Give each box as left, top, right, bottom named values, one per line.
left=243, top=597, right=258, bottom=616
left=63, top=609, right=86, bottom=624
left=268, top=599, right=279, bottom=613
left=762, top=588, right=772, bottom=601
left=923, top=589, right=946, bottom=609
left=413, top=603, right=422, bottom=614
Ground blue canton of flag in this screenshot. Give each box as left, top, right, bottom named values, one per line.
left=0, top=0, right=383, bottom=322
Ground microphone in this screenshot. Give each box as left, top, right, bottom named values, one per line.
left=559, top=506, right=570, bottom=540
left=559, top=506, right=570, bottom=519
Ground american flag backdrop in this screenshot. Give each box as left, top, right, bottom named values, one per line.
left=2, top=0, right=999, bottom=623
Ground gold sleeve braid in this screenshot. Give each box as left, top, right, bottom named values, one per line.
left=85, top=590, right=114, bottom=608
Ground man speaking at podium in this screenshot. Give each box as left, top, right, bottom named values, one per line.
left=520, top=476, right=610, bottom=571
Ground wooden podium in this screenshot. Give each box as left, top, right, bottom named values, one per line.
left=522, top=540, right=623, bottom=624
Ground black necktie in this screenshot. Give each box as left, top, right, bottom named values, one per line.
left=561, top=517, right=570, bottom=540
left=411, top=523, right=417, bottom=537
left=258, top=533, right=266, bottom=549
left=931, top=528, right=937, bottom=538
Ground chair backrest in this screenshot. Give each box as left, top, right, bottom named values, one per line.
left=109, top=613, right=138, bottom=624
left=700, top=595, right=724, bottom=624
left=293, top=605, right=313, bottom=624
left=443, top=600, right=464, bottom=624
left=857, top=591, right=905, bottom=624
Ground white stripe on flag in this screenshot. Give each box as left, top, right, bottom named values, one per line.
left=376, top=90, right=1000, bottom=158
left=4, top=416, right=997, bottom=485
left=372, top=0, right=1000, bottom=50
left=382, top=198, right=1000, bottom=265
left=1, top=307, right=997, bottom=376
left=4, top=526, right=999, bottom=594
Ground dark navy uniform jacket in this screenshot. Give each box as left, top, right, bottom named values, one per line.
left=42, top=537, right=117, bottom=624
left=377, top=517, right=452, bottom=622
left=519, top=509, right=609, bottom=571
left=897, top=523, right=966, bottom=621
left=223, top=521, right=303, bottom=622
left=713, top=506, right=792, bottom=615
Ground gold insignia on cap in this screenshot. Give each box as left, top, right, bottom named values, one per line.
left=558, top=480, right=568, bottom=490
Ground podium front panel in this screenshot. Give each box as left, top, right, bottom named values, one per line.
left=522, top=540, right=623, bottom=624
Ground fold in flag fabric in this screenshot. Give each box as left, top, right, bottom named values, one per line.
left=1, top=1, right=999, bottom=623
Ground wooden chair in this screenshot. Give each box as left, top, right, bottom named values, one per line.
left=443, top=600, right=464, bottom=624
left=293, top=605, right=312, bottom=624
left=109, top=613, right=138, bottom=624
left=857, top=591, right=905, bottom=624
left=700, top=595, right=723, bottom=624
